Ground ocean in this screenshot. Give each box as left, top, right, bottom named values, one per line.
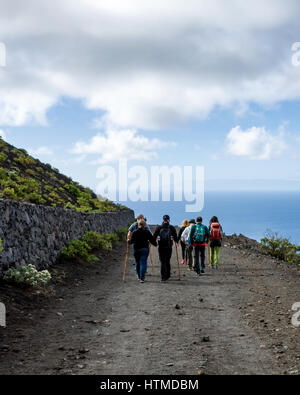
left=121, top=191, right=300, bottom=244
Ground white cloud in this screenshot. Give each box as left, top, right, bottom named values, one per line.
left=71, top=129, right=173, bottom=164
left=0, top=129, right=6, bottom=139
left=1, top=1, right=300, bottom=129
left=226, top=126, right=287, bottom=160
left=29, top=146, right=53, bottom=156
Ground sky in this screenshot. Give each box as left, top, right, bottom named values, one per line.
left=1, top=0, right=300, bottom=197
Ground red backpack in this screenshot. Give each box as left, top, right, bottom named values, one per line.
left=210, top=222, right=222, bottom=241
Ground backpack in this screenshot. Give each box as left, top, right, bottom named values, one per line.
left=193, top=224, right=206, bottom=244
left=159, top=226, right=173, bottom=248
left=210, top=222, right=222, bottom=241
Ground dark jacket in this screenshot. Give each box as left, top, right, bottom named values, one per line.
left=153, top=222, right=178, bottom=248
left=130, top=228, right=157, bottom=250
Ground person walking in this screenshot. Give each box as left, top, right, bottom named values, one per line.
left=209, top=216, right=223, bottom=270
left=129, top=219, right=157, bottom=283
left=178, top=219, right=189, bottom=265
left=188, top=216, right=210, bottom=276
left=153, top=215, right=178, bottom=282
left=127, top=214, right=151, bottom=272
left=181, top=219, right=196, bottom=271
left=127, top=214, right=150, bottom=241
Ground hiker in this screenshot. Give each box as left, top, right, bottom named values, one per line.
left=188, top=216, right=210, bottom=276
left=127, top=214, right=151, bottom=272
left=209, top=216, right=223, bottom=270
left=127, top=214, right=151, bottom=241
left=181, top=219, right=196, bottom=271
left=129, top=219, right=157, bottom=283
left=178, top=219, right=189, bottom=265
left=153, top=215, right=178, bottom=282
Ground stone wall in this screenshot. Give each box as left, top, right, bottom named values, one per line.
left=0, top=199, right=134, bottom=275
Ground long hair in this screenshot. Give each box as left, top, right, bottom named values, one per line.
left=181, top=219, right=189, bottom=228
left=210, top=216, right=219, bottom=225
left=138, top=219, right=146, bottom=229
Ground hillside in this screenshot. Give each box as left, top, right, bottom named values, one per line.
left=0, top=137, right=122, bottom=212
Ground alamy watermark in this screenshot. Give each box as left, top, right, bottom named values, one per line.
left=291, top=302, right=300, bottom=328
left=0, top=302, right=6, bottom=327
left=0, top=42, right=6, bottom=67
left=96, top=161, right=204, bottom=212
left=291, top=42, right=300, bottom=66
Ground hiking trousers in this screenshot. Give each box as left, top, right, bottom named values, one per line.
left=210, top=246, right=221, bottom=267
left=193, top=245, right=206, bottom=274
left=185, top=245, right=194, bottom=269
left=158, top=247, right=172, bottom=281
left=134, top=248, right=149, bottom=281
left=180, top=241, right=186, bottom=260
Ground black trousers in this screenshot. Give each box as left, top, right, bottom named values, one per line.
left=193, top=245, right=206, bottom=274
left=158, top=247, right=172, bottom=281
left=180, top=241, right=186, bottom=260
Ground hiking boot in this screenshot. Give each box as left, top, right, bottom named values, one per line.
left=140, top=279, right=145, bottom=283
left=201, top=270, right=205, bottom=274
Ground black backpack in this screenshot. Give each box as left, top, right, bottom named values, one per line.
left=159, top=226, right=172, bottom=248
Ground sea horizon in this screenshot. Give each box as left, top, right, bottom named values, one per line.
left=119, top=190, right=300, bottom=245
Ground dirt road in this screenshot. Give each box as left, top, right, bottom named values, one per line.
left=0, top=235, right=300, bottom=375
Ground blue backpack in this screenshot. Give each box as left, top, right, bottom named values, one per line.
left=193, top=224, right=206, bottom=244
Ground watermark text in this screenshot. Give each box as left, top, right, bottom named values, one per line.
left=291, top=302, right=300, bottom=328
left=0, top=302, right=6, bottom=327
left=96, top=160, right=204, bottom=213
left=0, top=42, right=6, bottom=67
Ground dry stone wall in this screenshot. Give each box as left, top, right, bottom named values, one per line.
left=0, top=198, right=134, bottom=275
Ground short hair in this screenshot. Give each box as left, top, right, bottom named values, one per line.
left=136, top=214, right=144, bottom=220
left=196, top=216, right=202, bottom=223
left=210, top=216, right=219, bottom=224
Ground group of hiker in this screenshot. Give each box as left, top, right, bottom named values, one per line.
left=127, top=214, right=223, bottom=283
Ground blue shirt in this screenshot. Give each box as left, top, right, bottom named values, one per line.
left=129, top=222, right=151, bottom=233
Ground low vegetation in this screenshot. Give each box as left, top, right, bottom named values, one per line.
left=260, top=231, right=300, bottom=266
left=60, top=228, right=128, bottom=263
left=0, top=137, right=124, bottom=212
left=3, top=265, right=52, bottom=287
left=0, top=227, right=128, bottom=288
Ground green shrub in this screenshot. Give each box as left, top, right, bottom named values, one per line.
left=60, top=239, right=92, bottom=261
left=81, top=231, right=103, bottom=250
left=4, top=265, right=51, bottom=287
left=0, top=152, right=7, bottom=163
left=64, top=183, right=81, bottom=197
left=60, top=229, right=125, bottom=263
left=260, top=231, right=300, bottom=265
left=115, top=227, right=128, bottom=241
left=0, top=239, right=3, bottom=252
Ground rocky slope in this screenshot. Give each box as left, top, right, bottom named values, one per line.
left=0, top=137, right=122, bottom=212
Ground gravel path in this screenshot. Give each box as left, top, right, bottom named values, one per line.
left=0, top=236, right=299, bottom=375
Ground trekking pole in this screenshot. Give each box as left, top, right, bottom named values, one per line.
left=175, top=243, right=181, bottom=280
left=149, top=244, right=154, bottom=273
left=122, top=242, right=130, bottom=282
